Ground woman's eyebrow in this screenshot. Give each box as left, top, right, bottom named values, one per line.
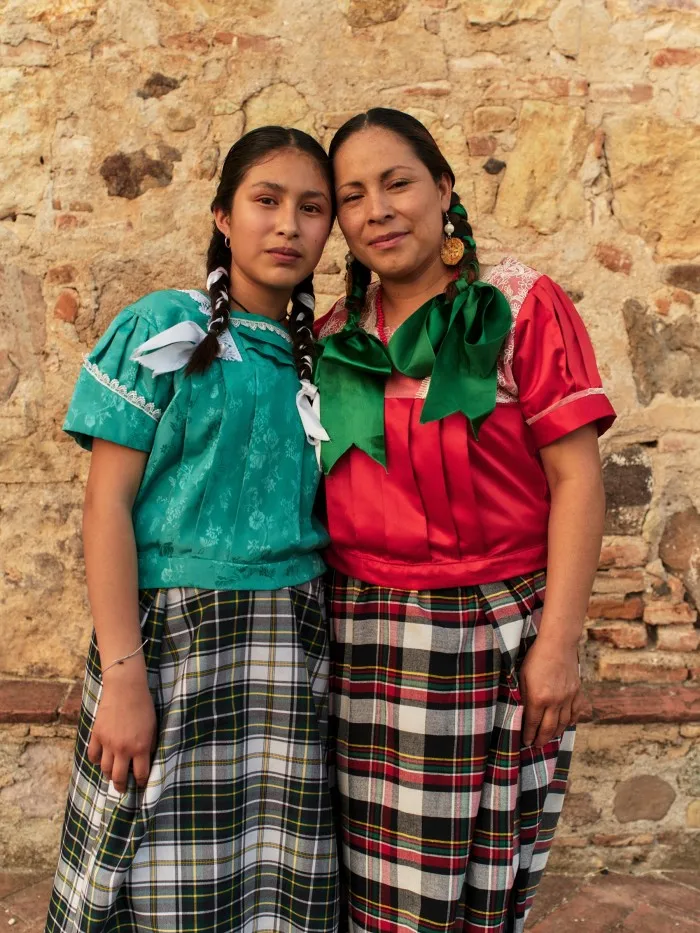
left=250, top=181, right=329, bottom=202
left=337, top=165, right=414, bottom=192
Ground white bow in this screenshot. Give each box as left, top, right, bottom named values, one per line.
left=296, top=380, right=330, bottom=468
left=130, top=320, right=241, bottom=375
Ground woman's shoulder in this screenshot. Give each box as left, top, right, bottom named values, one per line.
left=122, top=288, right=212, bottom=332
left=483, top=256, right=544, bottom=313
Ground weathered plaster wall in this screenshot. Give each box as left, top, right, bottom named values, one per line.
left=1, top=0, right=699, bottom=869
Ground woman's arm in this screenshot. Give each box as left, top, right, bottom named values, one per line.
left=519, top=423, right=605, bottom=747
left=83, top=439, right=157, bottom=792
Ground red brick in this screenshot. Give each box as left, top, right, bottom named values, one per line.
left=588, top=595, right=644, bottom=620
left=45, top=264, right=77, bottom=285
left=591, top=833, right=654, bottom=846
left=656, top=626, right=700, bottom=652
left=599, top=537, right=648, bottom=569
left=673, top=289, right=694, bottom=307
left=467, top=135, right=497, bottom=157
left=655, top=296, right=671, bottom=315
left=584, top=683, right=700, bottom=723
left=592, top=569, right=645, bottom=595
left=403, top=82, right=451, bottom=97
left=588, top=621, right=648, bottom=649
left=213, top=31, right=235, bottom=44
left=595, top=243, right=633, bottom=275
left=643, top=601, right=697, bottom=625
left=652, top=48, right=700, bottom=67
left=593, top=127, right=606, bottom=159
left=485, top=76, right=587, bottom=100
left=236, top=35, right=277, bottom=52
left=528, top=889, right=629, bottom=933
left=58, top=682, right=82, bottom=724
left=53, top=290, right=78, bottom=323
left=590, top=82, right=654, bottom=103
left=56, top=214, right=87, bottom=230
left=0, top=680, right=67, bottom=723
left=162, top=32, right=209, bottom=52
left=598, top=651, right=689, bottom=684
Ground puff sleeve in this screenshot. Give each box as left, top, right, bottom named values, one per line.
left=63, top=310, right=174, bottom=452
left=512, top=276, right=616, bottom=448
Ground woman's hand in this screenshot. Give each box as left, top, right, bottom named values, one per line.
left=518, top=636, right=584, bottom=747
left=88, top=663, right=157, bottom=793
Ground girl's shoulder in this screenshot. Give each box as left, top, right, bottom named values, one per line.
left=482, top=256, right=543, bottom=319
left=122, top=288, right=212, bottom=332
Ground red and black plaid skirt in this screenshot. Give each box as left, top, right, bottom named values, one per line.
left=326, top=569, right=572, bottom=933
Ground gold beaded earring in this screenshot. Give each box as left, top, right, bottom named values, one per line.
left=440, top=212, right=465, bottom=266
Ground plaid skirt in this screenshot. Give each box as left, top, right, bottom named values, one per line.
left=46, top=583, right=339, bottom=933
left=327, top=569, right=572, bottom=933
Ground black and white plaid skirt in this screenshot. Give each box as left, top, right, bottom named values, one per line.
left=46, top=583, right=339, bottom=933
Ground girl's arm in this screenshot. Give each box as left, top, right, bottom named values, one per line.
left=519, top=423, right=605, bottom=747
left=83, top=439, right=157, bottom=793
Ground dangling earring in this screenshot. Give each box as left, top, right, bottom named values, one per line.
left=344, top=251, right=355, bottom=298
left=224, top=235, right=231, bottom=248
left=440, top=212, right=464, bottom=266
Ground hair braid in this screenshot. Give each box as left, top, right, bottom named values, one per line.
left=444, top=191, right=479, bottom=303
left=186, top=226, right=232, bottom=374
left=289, top=273, right=317, bottom=382
left=344, top=256, right=372, bottom=326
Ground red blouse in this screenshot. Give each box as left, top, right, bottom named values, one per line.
left=315, top=257, right=616, bottom=590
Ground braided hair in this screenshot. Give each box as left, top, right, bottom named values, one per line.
left=188, top=126, right=333, bottom=378
left=329, top=108, right=479, bottom=313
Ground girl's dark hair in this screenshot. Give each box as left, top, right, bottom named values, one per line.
left=329, top=108, right=478, bottom=319
left=188, top=126, right=333, bottom=380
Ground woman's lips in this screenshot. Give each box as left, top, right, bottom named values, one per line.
left=369, top=232, right=407, bottom=251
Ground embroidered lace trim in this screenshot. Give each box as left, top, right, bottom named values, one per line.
left=181, top=288, right=292, bottom=346
left=82, top=358, right=162, bottom=421
left=525, top=387, right=608, bottom=426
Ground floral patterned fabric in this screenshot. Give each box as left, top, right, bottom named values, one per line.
left=64, top=289, right=328, bottom=591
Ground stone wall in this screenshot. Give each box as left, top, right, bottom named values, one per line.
left=1, top=0, right=699, bottom=870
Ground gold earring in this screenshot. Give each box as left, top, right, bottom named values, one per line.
left=440, top=213, right=464, bottom=266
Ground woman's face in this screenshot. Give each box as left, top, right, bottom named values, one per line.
left=333, top=126, right=452, bottom=281
left=215, top=147, right=333, bottom=294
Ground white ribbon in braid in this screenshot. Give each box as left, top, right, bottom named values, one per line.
left=206, top=266, right=230, bottom=334
left=293, top=291, right=315, bottom=381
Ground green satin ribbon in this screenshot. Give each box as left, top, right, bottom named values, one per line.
left=316, top=275, right=512, bottom=475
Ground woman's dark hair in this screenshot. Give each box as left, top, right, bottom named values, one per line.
left=329, top=108, right=478, bottom=319
left=188, top=126, right=334, bottom=380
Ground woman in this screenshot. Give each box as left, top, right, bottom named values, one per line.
left=314, top=109, right=615, bottom=933
left=47, top=126, right=338, bottom=933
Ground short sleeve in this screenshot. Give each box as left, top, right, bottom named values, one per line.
left=511, top=276, right=616, bottom=448
left=63, top=310, right=174, bottom=452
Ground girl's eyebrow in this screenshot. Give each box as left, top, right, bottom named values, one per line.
left=250, top=181, right=330, bottom=203
left=336, top=165, right=414, bottom=192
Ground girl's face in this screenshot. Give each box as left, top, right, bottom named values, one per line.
left=333, top=127, right=452, bottom=282
left=215, top=148, right=333, bottom=294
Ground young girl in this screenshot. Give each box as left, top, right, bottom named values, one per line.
left=315, top=109, right=616, bottom=933
left=47, top=127, right=338, bottom=933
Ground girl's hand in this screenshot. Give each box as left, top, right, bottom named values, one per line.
left=87, top=664, right=157, bottom=793
left=518, top=637, right=583, bottom=747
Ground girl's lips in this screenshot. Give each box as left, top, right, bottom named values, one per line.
left=369, top=232, right=407, bottom=251
left=267, top=249, right=302, bottom=263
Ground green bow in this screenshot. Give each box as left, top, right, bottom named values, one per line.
left=316, top=276, right=512, bottom=475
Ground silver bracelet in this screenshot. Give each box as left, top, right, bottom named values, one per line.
left=101, top=637, right=148, bottom=675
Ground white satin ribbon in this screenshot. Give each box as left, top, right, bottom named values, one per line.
left=296, top=380, right=329, bottom=468
left=130, top=320, right=241, bottom=375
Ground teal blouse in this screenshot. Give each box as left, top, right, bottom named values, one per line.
left=64, top=288, right=328, bottom=591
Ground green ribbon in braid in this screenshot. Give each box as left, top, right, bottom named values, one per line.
left=315, top=209, right=513, bottom=474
